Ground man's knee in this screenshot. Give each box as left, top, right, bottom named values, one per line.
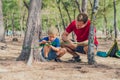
left=60, top=48, right=67, bottom=53
left=83, top=46, right=88, bottom=54
left=83, top=46, right=97, bottom=54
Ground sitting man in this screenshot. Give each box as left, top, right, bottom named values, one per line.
left=61, top=13, right=98, bottom=62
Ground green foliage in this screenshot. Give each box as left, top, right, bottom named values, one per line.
left=2, top=0, right=28, bottom=31
left=96, top=0, right=120, bottom=30
left=2, top=0, right=120, bottom=32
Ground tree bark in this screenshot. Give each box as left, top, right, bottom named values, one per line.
left=113, top=0, right=117, bottom=39
left=88, top=0, right=92, bottom=8
left=81, top=0, right=88, bottom=13
left=12, top=13, right=15, bottom=36
left=17, top=0, right=42, bottom=62
left=61, top=1, right=71, bottom=23
left=0, top=0, right=5, bottom=42
left=88, top=0, right=99, bottom=65
left=75, top=0, right=82, bottom=13
left=56, top=0, right=66, bottom=29
left=103, top=0, right=108, bottom=39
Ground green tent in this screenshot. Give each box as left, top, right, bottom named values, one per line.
left=107, top=39, right=120, bottom=58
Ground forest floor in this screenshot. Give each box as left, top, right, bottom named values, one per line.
left=0, top=36, right=120, bottom=80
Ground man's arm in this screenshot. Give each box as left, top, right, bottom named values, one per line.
left=62, top=31, right=69, bottom=42
left=61, top=31, right=77, bottom=48
left=62, top=31, right=88, bottom=46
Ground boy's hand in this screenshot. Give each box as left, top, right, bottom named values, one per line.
left=41, top=40, right=47, bottom=44
left=47, top=41, right=51, bottom=44
left=45, top=43, right=50, bottom=46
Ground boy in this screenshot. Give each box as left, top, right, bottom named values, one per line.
left=39, top=27, right=66, bottom=62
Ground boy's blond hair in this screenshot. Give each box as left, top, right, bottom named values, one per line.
left=47, top=26, right=58, bottom=36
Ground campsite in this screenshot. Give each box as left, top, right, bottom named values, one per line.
left=0, top=37, right=120, bottom=80
left=0, top=0, right=120, bottom=80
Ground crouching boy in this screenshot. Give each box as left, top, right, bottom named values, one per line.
left=39, top=27, right=66, bottom=62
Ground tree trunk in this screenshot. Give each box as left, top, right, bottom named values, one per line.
left=73, top=8, right=76, bottom=20
left=61, top=1, right=75, bottom=40
left=103, top=0, right=108, bottom=39
left=19, top=0, right=24, bottom=37
left=103, top=14, right=108, bottom=38
left=88, top=0, right=99, bottom=65
left=81, top=0, right=88, bottom=13
left=5, top=19, right=8, bottom=36
left=88, top=0, right=92, bottom=8
left=113, top=0, right=117, bottom=39
left=61, top=1, right=71, bottom=23
left=0, top=0, right=5, bottom=42
left=56, top=0, right=66, bottom=29
left=12, top=13, right=15, bottom=36
left=17, top=0, right=42, bottom=62
left=75, top=0, right=82, bottom=13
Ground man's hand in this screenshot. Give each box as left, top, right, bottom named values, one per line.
left=62, top=31, right=69, bottom=42
left=77, top=40, right=88, bottom=46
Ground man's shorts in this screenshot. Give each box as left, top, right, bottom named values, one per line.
left=75, top=45, right=98, bottom=54
left=41, top=49, right=57, bottom=60
left=75, top=46, right=85, bottom=53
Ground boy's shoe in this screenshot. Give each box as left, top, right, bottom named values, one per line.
left=55, top=58, right=62, bottom=62
left=44, top=57, right=50, bottom=61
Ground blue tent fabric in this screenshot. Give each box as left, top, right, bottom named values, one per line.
left=96, top=51, right=107, bottom=57
left=116, top=50, right=120, bottom=58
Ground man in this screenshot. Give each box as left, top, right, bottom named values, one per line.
left=61, top=13, right=98, bottom=62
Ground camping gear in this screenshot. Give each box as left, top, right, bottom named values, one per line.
left=96, top=51, right=107, bottom=57
left=97, top=0, right=120, bottom=59
left=97, top=39, right=120, bottom=58
left=115, top=50, right=120, bottom=58
left=107, top=39, right=119, bottom=57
